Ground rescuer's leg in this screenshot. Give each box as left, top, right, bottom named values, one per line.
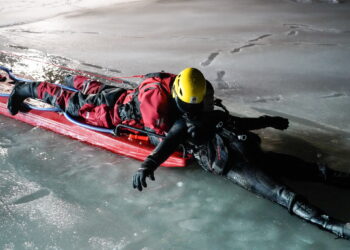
left=259, top=151, right=350, bottom=188
left=225, top=161, right=350, bottom=240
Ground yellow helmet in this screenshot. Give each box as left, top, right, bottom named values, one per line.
left=172, top=68, right=206, bottom=114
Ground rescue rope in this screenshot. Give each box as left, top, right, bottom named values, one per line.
left=63, top=112, right=115, bottom=134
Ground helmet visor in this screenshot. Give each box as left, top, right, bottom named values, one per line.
left=175, top=96, right=203, bottom=114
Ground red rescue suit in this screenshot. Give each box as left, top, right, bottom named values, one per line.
left=36, top=72, right=179, bottom=135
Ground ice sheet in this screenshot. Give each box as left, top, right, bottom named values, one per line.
left=0, top=0, right=350, bottom=249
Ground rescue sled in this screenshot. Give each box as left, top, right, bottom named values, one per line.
left=0, top=67, right=188, bottom=167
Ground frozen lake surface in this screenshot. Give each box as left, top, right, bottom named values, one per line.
left=1, top=0, right=350, bottom=249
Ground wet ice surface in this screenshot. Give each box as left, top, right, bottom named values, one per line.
left=2, top=116, right=350, bottom=250
left=0, top=0, right=142, bottom=28
left=1, top=0, right=350, bottom=249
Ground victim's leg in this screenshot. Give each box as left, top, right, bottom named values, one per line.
left=7, top=81, right=39, bottom=115
left=37, top=80, right=125, bottom=127
left=36, top=81, right=76, bottom=111
left=64, top=75, right=114, bottom=94
left=8, top=80, right=77, bottom=115
left=8, top=79, right=125, bottom=127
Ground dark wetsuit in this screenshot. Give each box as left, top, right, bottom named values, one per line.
left=142, top=109, right=324, bottom=186
left=140, top=110, right=350, bottom=239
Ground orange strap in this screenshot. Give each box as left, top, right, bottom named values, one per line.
left=128, top=134, right=149, bottom=142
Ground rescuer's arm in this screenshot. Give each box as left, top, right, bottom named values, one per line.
left=211, top=97, right=289, bottom=131
left=133, top=119, right=187, bottom=191
left=184, top=109, right=289, bottom=138
left=227, top=115, right=289, bottom=131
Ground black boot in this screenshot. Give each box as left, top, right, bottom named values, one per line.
left=292, top=199, right=350, bottom=240
left=7, top=81, right=38, bottom=115
left=318, top=163, right=350, bottom=188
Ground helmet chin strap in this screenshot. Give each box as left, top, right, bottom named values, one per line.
left=182, top=112, right=196, bottom=121
left=174, top=96, right=186, bottom=113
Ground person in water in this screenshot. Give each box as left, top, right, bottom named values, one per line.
left=6, top=67, right=350, bottom=240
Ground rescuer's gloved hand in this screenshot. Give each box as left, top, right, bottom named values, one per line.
left=133, top=158, right=157, bottom=191
left=264, top=116, right=289, bottom=130
left=186, top=119, right=203, bottom=139
left=133, top=168, right=155, bottom=191
left=185, top=112, right=225, bottom=144
left=185, top=116, right=215, bottom=144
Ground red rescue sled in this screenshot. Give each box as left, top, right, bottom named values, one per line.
left=0, top=94, right=188, bottom=168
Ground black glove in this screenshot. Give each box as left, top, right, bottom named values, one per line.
left=133, top=158, right=157, bottom=191
left=264, top=116, right=289, bottom=130
left=185, top=113, right=218, bottom=144
left=187, top=120, right=202, bottom=138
